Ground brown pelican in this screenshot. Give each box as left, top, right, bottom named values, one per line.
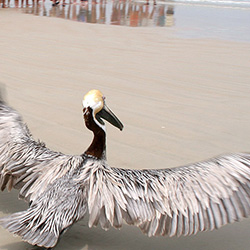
left=1, top=89, right=250, bottom=248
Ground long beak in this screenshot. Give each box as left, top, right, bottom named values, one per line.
left=96, top=104, right=124, bottom=131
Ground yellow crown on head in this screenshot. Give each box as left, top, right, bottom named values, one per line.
left=83, top=89, right=104, bottom=114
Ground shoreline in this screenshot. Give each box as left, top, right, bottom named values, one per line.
left=2, top=1, right=250, bottom=42
left=1, top=9, right=250, bottom=250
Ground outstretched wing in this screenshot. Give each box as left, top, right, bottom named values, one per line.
left=84, top=153, right=250, bottom=236
left=0, top=101, right=84, bottom=202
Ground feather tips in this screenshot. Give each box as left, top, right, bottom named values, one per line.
left=86, top=153, right=250, bottom=237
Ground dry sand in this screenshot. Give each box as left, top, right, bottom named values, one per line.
left=1, top=8, right=250, bottom=250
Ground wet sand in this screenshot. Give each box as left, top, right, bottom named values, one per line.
left=1, top=8, right=250, bottom=250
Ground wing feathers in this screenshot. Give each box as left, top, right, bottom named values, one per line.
left=85, top=153, right=250, bottom=237
left=0, top=102, right=84, bottom=202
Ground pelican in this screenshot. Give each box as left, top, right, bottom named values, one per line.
left=1, top=89, right=250, bottom=248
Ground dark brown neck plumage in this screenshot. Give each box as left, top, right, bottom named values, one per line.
left=83, top=107, right=106, bottom=159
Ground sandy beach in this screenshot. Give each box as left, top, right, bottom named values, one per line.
left=1, top=7, right=250, bottom=250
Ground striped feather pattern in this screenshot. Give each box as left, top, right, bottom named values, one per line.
left=81, top=153, right=250, bottom=237
left=1, top=174, right=88, bottom=248
left=0, top=102, right=84, bottom=202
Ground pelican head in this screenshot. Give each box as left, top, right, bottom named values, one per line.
left=83, top=89, right=123, bottom=131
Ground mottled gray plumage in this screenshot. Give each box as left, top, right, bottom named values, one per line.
left=0, top=95, right=250, bottom=248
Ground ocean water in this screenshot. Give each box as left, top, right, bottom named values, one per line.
left=1, top=0, right=250, bottom=42
left=173, top=3, right=250, bottom=41
left=172, top=0, right=250, bottom=8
